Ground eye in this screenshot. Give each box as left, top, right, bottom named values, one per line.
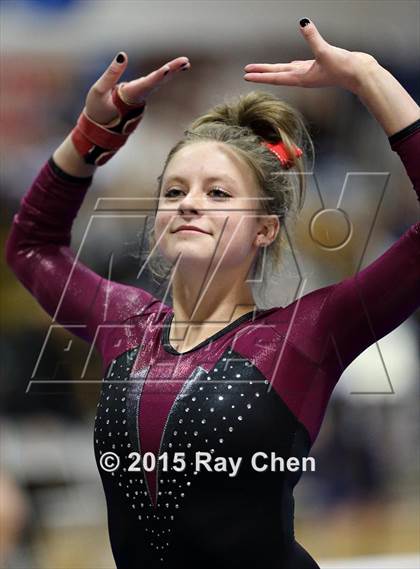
left=163, top=188, right=184, bottom=198
left=209, top=187, right=231, bottom=199
left=163, top=187, right=231, bottom=199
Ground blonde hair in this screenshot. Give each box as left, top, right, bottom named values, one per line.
left=144, top=90, right=314, bottom=303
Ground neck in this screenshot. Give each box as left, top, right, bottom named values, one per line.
left=168, top=265, right=256, bottom=349
left=171, top=263, right=255, bottom=321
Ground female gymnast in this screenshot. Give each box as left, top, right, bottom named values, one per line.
left=5, top=17, right=420, bottom=569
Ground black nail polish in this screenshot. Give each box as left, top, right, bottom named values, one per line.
left=299, top=18, right=310, bottom=27
left=116, top=53, right=125, bottom=63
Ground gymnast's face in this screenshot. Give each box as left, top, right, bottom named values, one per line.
left=154, top=141, right=278, bottom=275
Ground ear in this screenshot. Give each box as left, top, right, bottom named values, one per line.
left=254, top=214, right=280, bottom=247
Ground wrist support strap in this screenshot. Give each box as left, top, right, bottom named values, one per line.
left=71, top=82, right=146, bottom=165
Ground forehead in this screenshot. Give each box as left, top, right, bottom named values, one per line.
left=163, top=142, right=258, bottom=191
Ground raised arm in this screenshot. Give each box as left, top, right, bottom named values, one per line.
left=243, top=18, right=420, bottom=374
left=317, top=51, right=420, bottom=371
left=5, top=52, right=192, bottom=356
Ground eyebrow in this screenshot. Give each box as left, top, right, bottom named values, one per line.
left=163, top=174, right=238, bottom=187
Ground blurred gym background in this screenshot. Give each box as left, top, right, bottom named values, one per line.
left=1, top=1, right=419, bottom=568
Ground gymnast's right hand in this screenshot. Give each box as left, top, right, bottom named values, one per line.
left=85, top=52, right=191, bottom=125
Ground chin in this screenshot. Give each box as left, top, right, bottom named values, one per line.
left=159, top=244, right=212, bottom=265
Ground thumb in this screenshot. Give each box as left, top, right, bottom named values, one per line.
left=93, top=51, right=128, bottom=94
left=298, top=19, right=329, bottom=56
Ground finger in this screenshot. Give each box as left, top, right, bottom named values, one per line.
left=122, top=58, right=191, bottom=102
left=244, top=63, right=296, bottom=72
left=243, top=72, right=301, bottom=87
left=93, top=52, right=128, bottom=95
left=298, top=18, right=330, bottom=56
left=162, top=56, right=190, bottom=71
left=121, top=72, right=163, bottom=103
left=158, top=57, right=191, bottom=82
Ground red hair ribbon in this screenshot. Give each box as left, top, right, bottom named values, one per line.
left=262, top=140, right=303, bottom=169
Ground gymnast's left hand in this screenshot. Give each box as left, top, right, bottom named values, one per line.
left=243, top=18, right=378, bottom=94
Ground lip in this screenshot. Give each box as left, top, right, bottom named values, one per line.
left=173, top=225, right=210, bottom=234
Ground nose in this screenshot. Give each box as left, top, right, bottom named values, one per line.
left=177, top=189, right=205, bottom=215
